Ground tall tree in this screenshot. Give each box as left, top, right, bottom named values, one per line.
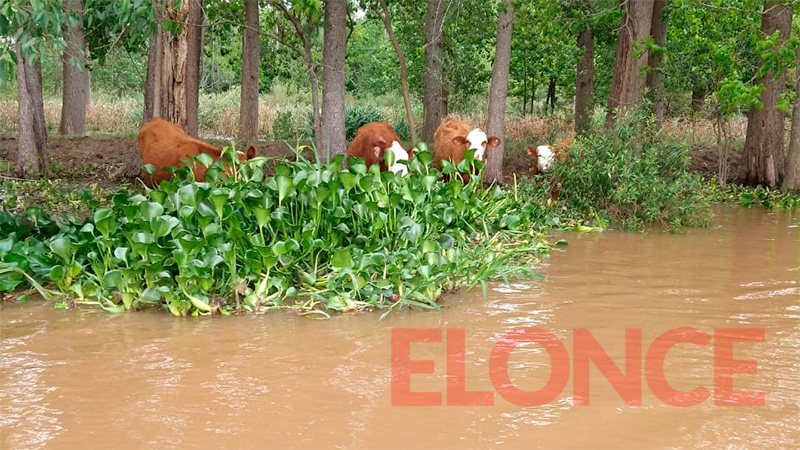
left=374, top=0, right=417, bottom=146
left=645, top=0, right=668, bottom=128
left=574, top=25, right=594, bottom=134
left=484, top=0, right=514, bottom=185
left=421, top=0, right=446, bottom=144
left=742, top=0, right=792, bottom=188
left=60, top=0, right=90, bottom=136
left=240, top=0, right=260, bottom=142
left=605, top=0, right=655, bottom=129
left=320, top=0, right=347, bottom=159
left=16, top=44, right=49, bottom=176
left=143, top=0, right=203, bottom=134
left=784, top=41, right=800, bottom=192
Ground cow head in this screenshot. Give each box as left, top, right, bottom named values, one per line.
left=452, top=128, right=502, bottom=162
left=526, top=145, right=557, bottom=173
left=372, top=138, right=410, bottom=176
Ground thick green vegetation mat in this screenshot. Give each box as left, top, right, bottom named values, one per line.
left=1, top=149, right=554, bottom=317
left=2, top=128, right=743, bottom=316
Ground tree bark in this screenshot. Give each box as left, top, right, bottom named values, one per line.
left=546, top=76, right=556, bottom=112
left=743, top=0, right=792, bottom=188
left=185, top=0, right=203, bottom=137
left=377, top=0, right=417, bottom=146
left=484, top=0, right=514, bottom=185
left=143, top=9, right=162, bottom=125
left=422, top=0, right=446, bottom=144
left=645, top=0, right=667, bottom=129
left=15, top=44, right=48, bottom=177
left=605, top=0, right=655, bottom=129
left=153, top=0, right=201, bottom=134
left=240, top=0, right=260, bottom=142
left=320, top=0, right=347, bottom=160
left=60, top=0, right=89, bottom=136
left=574, top=27, right=594, bottom=134
left=785, top=41, right=800, bottom=192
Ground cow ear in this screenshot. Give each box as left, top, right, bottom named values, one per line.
left=246, top=145, right=257, bottom=159
left=488, top=136, right=502, bottom=147
left=373, top=146, right=382, bottom=158
left=525, top=146, right=537, bottom=157
left=452, top=136, right=468, bottom=146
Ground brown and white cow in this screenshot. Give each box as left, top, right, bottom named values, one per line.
left=345, top=122, right=411, bottom=175
left=138, top=117, right=256, bottom=186
left=433, top=118, right=501, bottom=180
left=526, top=138, right=573, bottom=175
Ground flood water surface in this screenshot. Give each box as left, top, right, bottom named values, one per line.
left=1, top=207, right=799, bottom=449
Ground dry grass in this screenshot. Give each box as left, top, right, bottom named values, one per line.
left=0, top=90, right=747, bottom=147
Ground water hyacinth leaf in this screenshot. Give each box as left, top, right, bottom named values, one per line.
left=49, top=237, right=72, bottom=261
left=103, top=269, right=123, bottom=288
left=139, top=202, right=164, bottom=220
left=195, top=153, right=213, bottom=168
left=276, top=175, right=296, bottom=204
left=178, top=184, right=198, bottom=207
left=340, top=172, right=357, bottom=190
left=331, top=249, right=353, bottom=270
left=114, top=247, right=129, bottom=265
left=150, top=215, right=179, bottom=238
left=93, top=208, right=115, bottom=237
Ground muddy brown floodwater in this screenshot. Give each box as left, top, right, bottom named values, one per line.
left=1, top=206, right=799, bottom=450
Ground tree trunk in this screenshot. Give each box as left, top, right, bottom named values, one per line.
left=422, top=0, right=446, bottom=144
left=547, top=77, right=556, bottom=112
left=143, top=12, right=162, bottom=125
left=604, top=0, right=655, bottom=129
left=646, top=0, right=667, bottom=129
left=690, top=89, right=706, bottom=113
left=530, top=76, right=535, bottom=113
left=320, top=0, right=347, bottom=161
left=60, top=0, right=89, bottom=136
left=153, top=0, right=201, bottom=134
left=185, top=0, right=203, bottom=137
left=743, top=0, right=792, bottom=188
left=574, top=27, right=594, bottom=134
left=522, top=60, right=528, bottom=116
left=785, top=42, right=800, bottom=192
left=15, top=44, right=48, bottom=177
left=377, top=0, right=417, bottom=146
left=240, top=0, right=260, bottom=142
left=484, top=0, right=514, bottom=185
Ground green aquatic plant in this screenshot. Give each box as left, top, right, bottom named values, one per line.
left=1, top=146, right=550, bottom=317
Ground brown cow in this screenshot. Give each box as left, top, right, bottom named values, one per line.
left=433, top=118, right=501, bottom=181
left=345, top=122, right=411, bottom=175
left=526, top=138, right=573, bottom=175
left=138, top=117, right=256, bottom=186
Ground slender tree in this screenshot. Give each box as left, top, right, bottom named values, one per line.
left=421, top=0, right=446, bottom=144
left=320, top=0, right=347, bottom=159
left=374, top=0, right=417, bottom=146
left=645, top=0, right=668, bottom=128
left=16, top=43, right=49, bottom=176
left=784, top=40, right=800, bottom=192
left=605, top=0, right=655, bottom=129
left=240, top=0, right=260, bottom=142
left=60, top=0, right=90, bottom=136
left=484, top=0, right=514, bottom=184
left=574, top=25, right=594, bottom=134
left=743, top=0, right=792, bottom=188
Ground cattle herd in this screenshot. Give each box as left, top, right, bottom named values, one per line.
left=137, top=117, right=572, bottom=185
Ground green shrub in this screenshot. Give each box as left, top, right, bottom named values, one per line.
left=391, top=118, right=411, bottom=143
left=549, top=118, right=713, bottom=231
left=271, top=110, right=298, bottom=141
left=345, top=105, right=387, bottom=141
